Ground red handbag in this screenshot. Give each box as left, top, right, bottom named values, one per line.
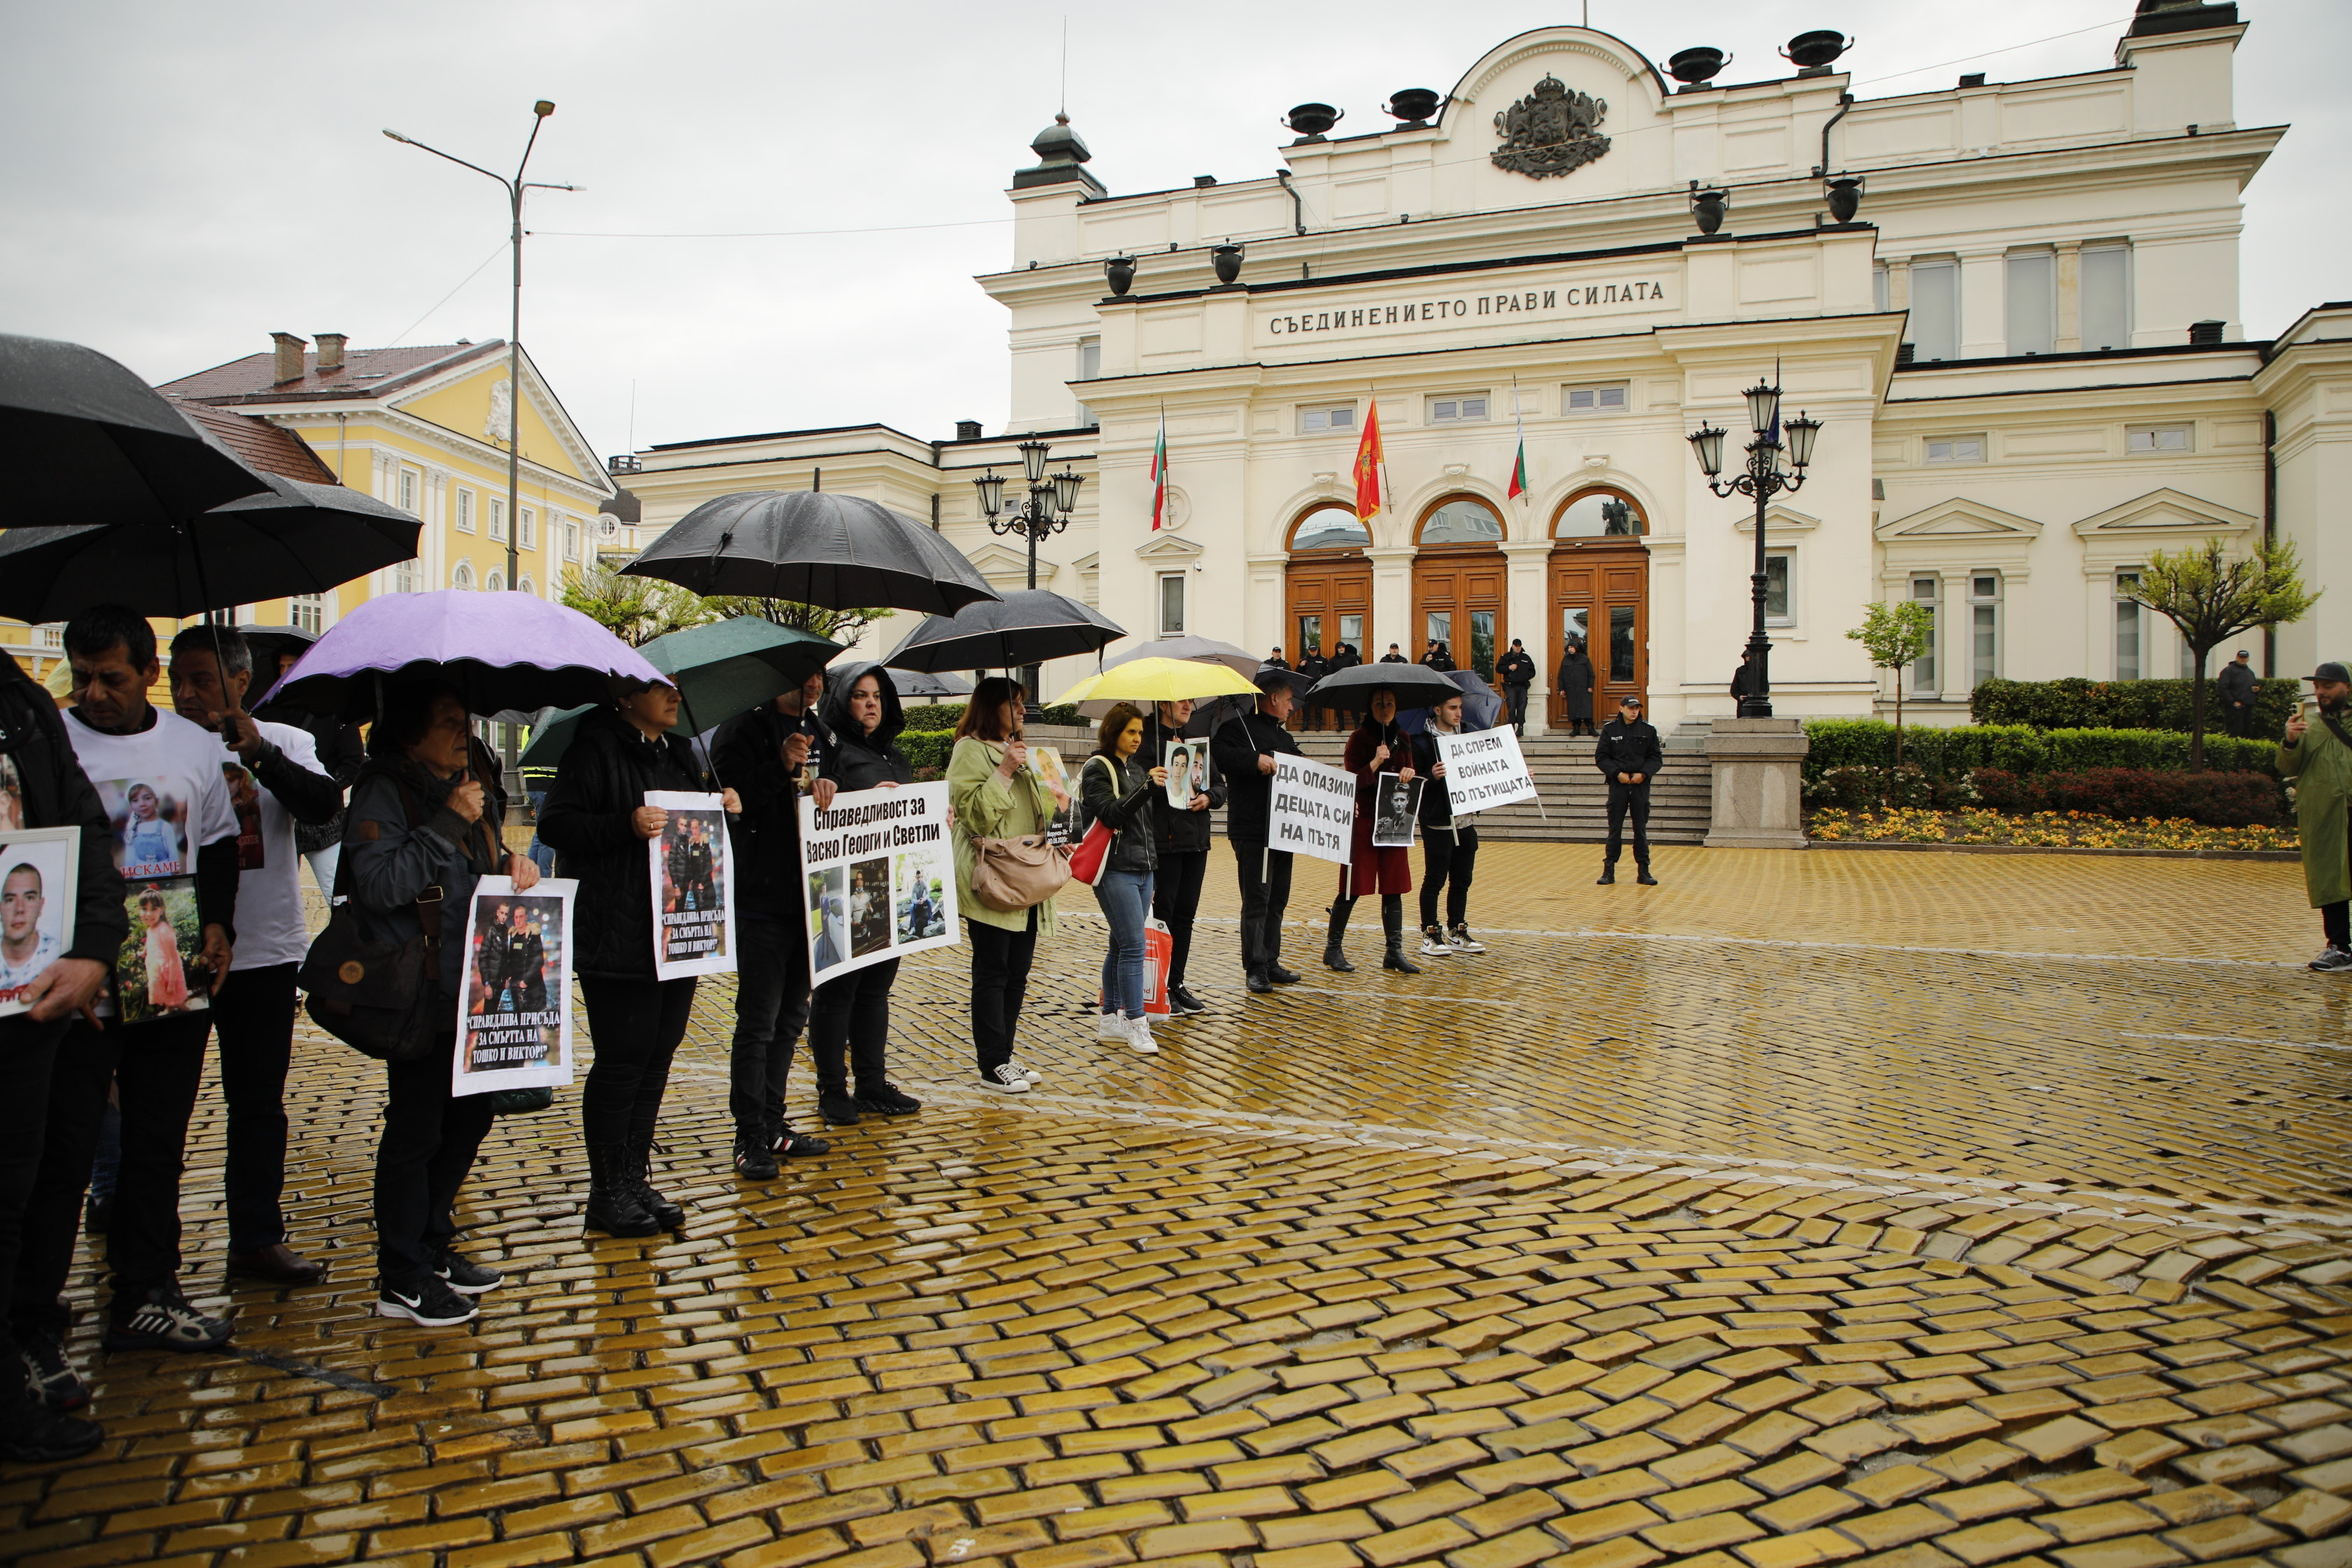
left=1067, top=756, right=1115, bottom=885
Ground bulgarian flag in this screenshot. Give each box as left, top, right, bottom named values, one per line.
left=1507, top=400, right=1530, bottom=501
left=1149, top=412, right=1168, bottom=531
left=1352, top=399, right=1386, bottom=522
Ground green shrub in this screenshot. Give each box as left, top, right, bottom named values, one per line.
left=899, top=702, right=969, bottom=731
left=897, top=730, right=955, bottom=774
left=1970, top=676, right=2297, bottom=736
left=1800, top=720, right=2274, bottom=782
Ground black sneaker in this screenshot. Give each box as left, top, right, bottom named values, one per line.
left=1267, top=965, right=1301, bottom=985
left=376, top=1277, right=479, bottom=1327
left=433, top=1250, right=503, bottom=1295
left=734, top=1135, right=780, bottom=1180
left=104, top=1287, right=230, bottom=1353
left=1245, top=972, right=1273, bottom=995
left=979, top=1062, right=1031, bottom=1094
left=19, top=1333, right=88, bottom=1411
left=1167, top=983, right=1208, bottom=1016
left=779, top=1128, right=832, bottom=1158
left=0, top=1396, right=102, bottom=1464
left=818, top=1090, right=862, bottom=1126
left=855, top=1083, right=923, bottom=1116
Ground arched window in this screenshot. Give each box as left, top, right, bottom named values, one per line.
left=451, top=560, right=475, bottom=590
left=1554, top=489, right=1644, bottom=538
left=519, top=575, right=536, bottom=597
left=1290, top=505, right=1371, bottom=552
left=1418, top=496, right=1504, bottom=547
left=485, top=570, right=506, bottom=594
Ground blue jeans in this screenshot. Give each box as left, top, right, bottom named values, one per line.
left=1094, top=868, right=1155, bottom=1020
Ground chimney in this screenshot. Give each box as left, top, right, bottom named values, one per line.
left=314, top=332, right=348, bottom=372
left=955, top=420, right=982, bottom=441
left=270, top=332, right=308, bottom=384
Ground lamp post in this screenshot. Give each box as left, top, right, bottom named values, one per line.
left=974, top=438, right=1084, bottom=708
left=1686, top=377, right=1821, bottom=718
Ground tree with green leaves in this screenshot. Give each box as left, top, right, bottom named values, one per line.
left=2126, top=536, right=2319, bottom=767
left=703, top=596, right=894, bottom=649
left=1846, top=599, right=1936, bottom=766
left=560, top=561, right=715, bottom=648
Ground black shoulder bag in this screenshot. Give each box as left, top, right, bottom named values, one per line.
left=298, top=776, right=448, bottom=1063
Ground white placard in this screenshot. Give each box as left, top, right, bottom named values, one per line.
left=452, top=875, right=577, bottom=1097
left=1268, top=753, right=1358, bottom=866
left=0, top=827, right=78, bottom=1018
left=798, top=781, right=960, bottom=983
left=648, top=790, right=737, bottom=980
left=1435, top=728, right=1539, bottom=814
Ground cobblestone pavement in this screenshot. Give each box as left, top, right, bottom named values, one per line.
left=8, top=845, right=2351, bottom=1568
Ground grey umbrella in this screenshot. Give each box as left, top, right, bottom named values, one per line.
left=891, top=669, right=974, bottom=699
left=1099, top=634, right=1258, bottom=679
left=886, top=589, right=1123, bottom=672
left=622, top=490, right=999, bottom=615
left=1308, top=660, right=1463, bottom=710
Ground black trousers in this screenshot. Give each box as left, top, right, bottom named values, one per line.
left=0, top=1015, right=69, bottom=1334
left=969, top=913, right=1039, bottom=1074
left=580, top=976, right=699, bottom=1147
left=1235, top=841, right=1294, bottom=977
left=13, top=1010, right=211, bottom=1335
left=1605, top=782, right=1653, bottom=866
left=374, top=1044, right=496, bottom=1290
left=212, top=962, right=301, bottom=1253
left=729, top=911, right=811, bottom=1139
left=1505, top=685, right=1530, bottom=733
left=1421, top=825, right=1480, bottom=930
left=810, top=958, right=899, bottom=1092
left=1151, top=850, right=1210, bottom=986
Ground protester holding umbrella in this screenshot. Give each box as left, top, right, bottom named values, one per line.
left=1084, top=703, right=1168, bottom=1053
left=539, top=680, right=740, bottom=1236
left=1324, top=683, right=1420, bottom=974
left=1143, top=697, right=1223, bottom=1016
left=1212, top=668, right=1305, bottom=995
left=948, top=676, right=1063, bottom=1093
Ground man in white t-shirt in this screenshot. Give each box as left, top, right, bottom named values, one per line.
left=168, top=627, right=341, bottom=1289
left=11, top=607, right=241, bottom=1360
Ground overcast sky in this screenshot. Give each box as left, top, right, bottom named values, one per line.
left=4, top=1, right=2342, bottom=463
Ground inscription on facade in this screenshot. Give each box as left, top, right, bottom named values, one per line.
left=1264, top=279, right=1670, bottom=338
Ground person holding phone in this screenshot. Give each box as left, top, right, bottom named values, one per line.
left=2283, top=662, right=2352, bottom=972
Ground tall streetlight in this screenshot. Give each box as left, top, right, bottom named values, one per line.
left=974, top=438, right=1084, bottom=710
left=384, top=102, right=578, bottom=786
left=1686, top=377, right=1822, bottom=718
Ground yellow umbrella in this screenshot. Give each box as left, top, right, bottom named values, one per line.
left=1053, top=656, right=1260, bottom=708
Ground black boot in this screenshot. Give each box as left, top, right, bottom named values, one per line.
left=0, top=1354, right=101, bottom=1464
left=1597, top=862, right=1616, bottom=886
left=584, top=1144, right=659, bottom=1238
left=627, top=1139, right=685, bottom=1229
left=1322, top=900, right=1356, bottom=972
left=1637, top=865, right=1659, bottom=886
left=1380, top=899, right=1421, bottom=974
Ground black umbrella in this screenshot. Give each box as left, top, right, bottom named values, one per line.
left=892, top=668, right=973, bottom=700
left=1, top=332, right=270, bottom=529
left=236, top=623, right=318, bottom=683
left=622, top=491, right=1000, bottom=615
left=885, top=589, right=1123, bottom=672
left=1308, top=660, right=1463, bottom=709
left=0, top=472, right=420, bottom=622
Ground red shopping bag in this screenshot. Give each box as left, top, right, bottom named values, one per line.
left=1100, top=917, right=1175, bottom=1017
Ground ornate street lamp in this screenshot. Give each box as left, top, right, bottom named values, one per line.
left=1688, top=376, right=1821, bottom=718
left=974, top=436, right=1086, bottom=708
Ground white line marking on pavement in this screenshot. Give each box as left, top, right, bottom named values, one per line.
left=2122, top=1032, right=2352, bottom=1053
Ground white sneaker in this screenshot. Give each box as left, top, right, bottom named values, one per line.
left=1093, top=1011, right=1126, bottom=1041
left=1124, top=1014, right=1160, bottom=1054
left=1449, top=925, right=1487, bottom=954
left=1009, top=1058, right=1044, bottom=1083
left=1419, top=928, right=1455, bottom=957
left=980, top=1063, right=1032, bottom=1093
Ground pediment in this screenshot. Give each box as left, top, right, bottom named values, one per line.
left=965, top=542, right=1037, bottom=584
left=1875, top=498, right=2043, bottom=543
left=1134, top=533, right=1205, bottom=562
left=2072, top=487, right=2257, bottom=538
left=1737, top=504, right=1823, bottom=535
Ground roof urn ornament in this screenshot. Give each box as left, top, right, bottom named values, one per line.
left=1490, top=74, right=1610, bottom=178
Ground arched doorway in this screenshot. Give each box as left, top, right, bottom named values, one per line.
left=1284, top=505, right=1373, bottom=672
left=1549, top=488, right=1649, bottom=725
left=1411, top=496, right=1506, bottom=682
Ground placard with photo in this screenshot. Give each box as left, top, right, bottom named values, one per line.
left=1028, top=744, right=1074, bottom=846
left=1163, top=738, right=1207, bottom=809
left=94, top=776, right=190, bottom=880
left=1371, top=775, right=1422, bottom=848
left=116, top=876, right=211, bottom=1024
left=0, top=827, right=78, bottom=1017
left=453, top=875, right=577, bottom=1097
left=797, top=781, right=960, bottom=983
left=647, top=790, right=736, bottom=980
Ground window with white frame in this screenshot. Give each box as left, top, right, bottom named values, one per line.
left=1764, top=554, right=1793, bottom=624
left=2127, top=424, right=2192, bottom=454
left=2080, top=243, right=2132, bottom=351
left=456, top=489, right=475, bottom=533
left=288, top=594, right=324, bottom=635
left=1158, top=573, right=1185, bottom=636
left=398, top=468, right=419, bottom=514
left=564, top=519, right=580, bottom=561
left=1925, top=435, right=1984, bottom=463
left=486, top=569, right=506, bottom=594
left=2005, top=250, right=2055, bottom=356
left=1909, top=259, right=1959, bottom=362
left=391, top=560, right=419, bottom=594
left=1074, top=336, right=1101, bottom=426
left=452, top=560, right=475, bottom=591
left=1427, top=393, right=1489, bottom=424
left=2114, top=571, right=2144, bottom=680
left=519, top=575, right=536, bottom=598
left=1968, top=573, right=2001, bottom=689
left=489, top=498, right=507, bottom=542
left=520, top=507, right=536, bottom=549
left=1297, top=403, right=1357, bottom=435
left=1562, top=383, right=1628, bottom=414
left=1909, top=576, right=1940, bottom=696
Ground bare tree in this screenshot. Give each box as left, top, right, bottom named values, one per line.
left=2127, top=536, right=2318, bottom=767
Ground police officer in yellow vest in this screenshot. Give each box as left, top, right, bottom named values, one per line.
left=2281, top=660, right=2352, bottom=972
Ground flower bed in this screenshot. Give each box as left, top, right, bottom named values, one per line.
left=1806, top=806, right=2299, bottom=853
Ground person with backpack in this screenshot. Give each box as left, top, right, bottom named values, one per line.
left=1082, top=703, right=1168, bottom=1054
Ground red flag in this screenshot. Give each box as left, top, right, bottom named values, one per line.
left=1352, top=401, right=1385, bottom=522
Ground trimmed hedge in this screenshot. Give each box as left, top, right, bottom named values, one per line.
left=899, top=701, right=1084, bottom=732
left=1975, top=767, right=2288, bottom=827
left=1802, top=719, right=2276, bottom=782
left=1970, top=676, right=2295, bottom=737
left=899, top=730, right=955, bottom=774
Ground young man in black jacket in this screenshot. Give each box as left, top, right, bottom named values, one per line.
left=1592, top=694, right=1662, bottom=886
left=1496, top=640, right=1537, bottom=736
left=1212, top=671, right=1306, bottom=994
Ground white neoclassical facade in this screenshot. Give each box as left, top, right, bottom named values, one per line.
left=625, top=3, right=2348, bottom=732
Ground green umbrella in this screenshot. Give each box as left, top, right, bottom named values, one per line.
left=517, top=617, right=841, bottom=771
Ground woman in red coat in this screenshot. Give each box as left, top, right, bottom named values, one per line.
left=1322, top=685, right=1422, bottom=975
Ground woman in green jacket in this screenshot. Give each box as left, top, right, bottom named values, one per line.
left=948, top=677, right=1067, bottom=1091
left=2282, top=663, right=2352, bottom=970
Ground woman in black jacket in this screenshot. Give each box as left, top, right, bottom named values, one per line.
left=538, top=681, right=738, bottom=1238
left=1142, top=699, right=1224, bottom=1016
left=807, top=662, right=922, bottom=1126
left=1082, top=703, right=1168, bottom=1054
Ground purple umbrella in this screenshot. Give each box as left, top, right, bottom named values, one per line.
left=256, top=588, right=665, bottom=720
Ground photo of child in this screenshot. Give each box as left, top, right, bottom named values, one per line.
left=1029, top=745, right=1074, bottom=845
left=115, top=877, right=209, bottom=1023
left=112, top=780, right=187, bottom=878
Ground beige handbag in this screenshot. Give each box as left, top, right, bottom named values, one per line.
left=971, top=832, right=1073, bottom=911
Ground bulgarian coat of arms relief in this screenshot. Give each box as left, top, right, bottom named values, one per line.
left=1491, top=74, right=1611, bottom=178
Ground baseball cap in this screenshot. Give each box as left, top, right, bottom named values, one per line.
left=2310, top=662, right=2350, bottom=684
left=1620, top=694, right=1644, bottom=707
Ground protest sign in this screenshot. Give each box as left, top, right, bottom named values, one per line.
left=648, top=790, right=736, bottom=980
left=1029, top=746, right=1074, bottom=846
left=0, top=827, right=76, bottom=1017
left=1371, top=776, right=1421, bottom=848
left=1163, top=738, right=1206, bottom=809
left=118, top=878, right=211, bottom=1023
left=1434, top=727, right=1539, bottom=813
left=1268, top=753, right=1357, bottom=866
left=453, top=874, right=576, bottom=1097
left=799, top=781, right=959, bottom=983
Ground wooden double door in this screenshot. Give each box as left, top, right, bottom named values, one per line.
left=1550, top=540, right=1648, bottom=725
left=1411, top=550, right=1506, bottom=682
left=1285, top=553, right=1371, bottom=666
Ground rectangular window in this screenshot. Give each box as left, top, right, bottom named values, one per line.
left=1298, top=404, right=1357, bottom=434
left=564, top=519, right=580, bottom=561
left=1296, top=614, right=1322, bottom=657
left=398, top=468, right=419, bottom=514
left=1909, top=260, right=1959, bottom=362
left=1562, top=383, right=1629, bottom=413
left=489, top=499, right=507, bottom=542
left=1925, top=435, right=1985, bottom=463
left=1424, top=610, right=1451, bottom=652
left=1608, top=606, right=1636, bottom=682
left=1468, top=610, right=1496, bottom=680
left=2127, top=424, right=2192, bottom=454
left=1158, top=573, right=1185, bottom=636
left=391, top=560, right=419, bottom=594
left=2080, top=244, right=2131, bottom=351
left=2005, top=250, right=2055, bottom=356
left=1909, top=576, right=1940, bottom=696
left=1764, top=554, right=1791, bottom=623
left=455, top=489, right=475, bottom=533
left=1562, top=606, right=1588, bottom=650
left=1873, top=264, right=1890, bottom=314
left=1428, top=395, right=1488, bottom=424
left=2115, top=572, right=2143, bottom=680
left=1969, top=573, right=2000, bottom=689
left=520, top=507, right=536, bottom=549
left=288, top=594, right=324, bottom=635
left=1074, top=336, right=1101, bottom=426
left=1338, top=613, right=1364, bottom=653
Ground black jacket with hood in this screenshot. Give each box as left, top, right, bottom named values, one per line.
left=815, top=662, right=914, bottom=792
left=538, top=706, right=712, bottom=980
left=711, top=700, right=817, bottom=920
left=1142, top=705, right=1227, bottom=855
